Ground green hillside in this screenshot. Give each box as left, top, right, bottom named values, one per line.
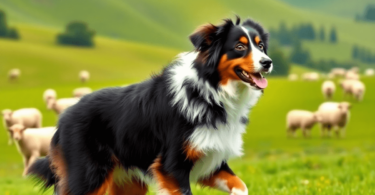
left=279, top=0, right=374, bottom=18
left=1, top=0, right=375, bottom=57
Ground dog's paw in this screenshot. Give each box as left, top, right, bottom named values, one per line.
left=230, top=187, right=248, bottom=195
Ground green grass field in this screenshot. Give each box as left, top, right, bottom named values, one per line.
left=1, top=19, right=375, bottom=194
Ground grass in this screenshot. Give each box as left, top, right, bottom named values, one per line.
left=1, top=22, right=375, bottom=194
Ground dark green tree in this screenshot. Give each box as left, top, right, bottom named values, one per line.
left=289, top=40, right=311, bottom=65
left=0, top=10, right=19, bottom=39
left=352, top=45, right=359, bottom=59
left=364, top=5, right=375, bottom=21
left=329, top=27, right=338, bottom=43
left=268, top=42, right=290, bottom=76
left=319, top=26, right=325, bottom=41
left=57, top=21, right=95, bottom=47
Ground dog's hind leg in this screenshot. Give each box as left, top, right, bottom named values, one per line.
left=108, top=179, right=148, bottom=195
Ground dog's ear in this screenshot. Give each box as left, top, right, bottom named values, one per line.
left=189, top=24, right=218, bottom=50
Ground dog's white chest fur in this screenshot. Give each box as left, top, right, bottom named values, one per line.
left=189, top=81, right=262, bottom=181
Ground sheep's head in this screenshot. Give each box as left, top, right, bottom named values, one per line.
left=2, top=109, right=13, bottom=123
left=9, top=124, right=26, bottom=141
left=338, top=102, right=351, bottom=114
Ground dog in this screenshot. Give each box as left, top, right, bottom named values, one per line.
left=28, top=17, right=272, bottom=195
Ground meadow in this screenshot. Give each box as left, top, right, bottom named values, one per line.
left=1, top=22, right=375, bottom=194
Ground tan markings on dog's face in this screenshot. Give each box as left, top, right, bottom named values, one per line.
left=239, top=36, right=249, bottom=45
left=254, top=36, right=261, bottom=45
left=217, top=53, right=254, bottom=85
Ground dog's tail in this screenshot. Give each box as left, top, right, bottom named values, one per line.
left=27, top=156, right=56, bottom=189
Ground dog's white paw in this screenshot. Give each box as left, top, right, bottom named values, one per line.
left=230, top=187, right=248, bottom=195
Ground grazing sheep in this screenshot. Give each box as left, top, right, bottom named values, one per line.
left=330, top=68, right=346, bottom=77
left=73, top=87, right=92, bottom=98
left=8, top=124, right=56, bottom=176
left=322, top=81, right=336, bottom=100
left=317, top=102, right=351, bottom=138
left=345, top=71, right=360, bottom=80
left=43, top=89, right=57, bottom=106
left=288, top=74, right=298, bottom=81
left=8, top=68, right=20, bottom=81
left=286, top=110, right=320, bottom=138
left=302, top=72, right=320, bottom=81
left=2, top=108, right=42, bottom=145
left=340, top=79, right=355, bottom=98
left=47, top=98, right=80, bottom=115
left=365, top=68, right=374, bottom=76
left=351, top=80, right=365, bottom=101
left=349, top=67, right=359, bottom=74
left=79, top=70, right=90, bottom=83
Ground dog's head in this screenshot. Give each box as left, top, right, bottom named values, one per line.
left=190, top=17, right=272, bottom=90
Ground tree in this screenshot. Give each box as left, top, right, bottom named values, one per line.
left=0, top=10, right=19, bottom=39
left=268, top=43, right=290, bottom=76
left=319, top=26, right=325, bottom=41
left=364, top=5, right=375, bottom=21
left=289, top=40, right=311, bottom=65
left=57, top=21, right=95, bottom=47
left=352, top=45, right=359, bottom=59
left=329, top=27, right=338, bottom=43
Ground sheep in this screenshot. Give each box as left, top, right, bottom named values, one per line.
left=345, top=71, right=360, bottom=80
left=349, top=67, right=359, bottom=74
left=2, top=108, right=42, bottom=145
left=288, top=74, right=298, bottom=81
left=47, top=97, right=80, bottom=115
left=365, top=68, right=374, bottom=76
left=8, top=124, right=56, bottom=176
left=340, top=79, right=355, bottom=98
left=330, top=68, right=346, bottom=77
left=286, top=110, right=320, bottom=138
left=302, top=72, right=319, bottom=81
left=351, top=80, right=365, bottom=101
left=8, top=68, right=20, bottom=81
left=317, top=102, right=351, bottom=138
left=79, top=70, right=90, bottom=83
left=73, top=87, right=92, bottom=98
left=321, top=81, right=336, bottom=100
left=43, top=89, right=57, bottom=106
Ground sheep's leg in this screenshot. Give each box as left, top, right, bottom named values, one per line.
left=302, top=127, right=308, bottom=138
left=25, top=152, right=40, bottom=176
left=22, top=156, right=30, bottom=177
left=320, top=125, right=326, bottom=138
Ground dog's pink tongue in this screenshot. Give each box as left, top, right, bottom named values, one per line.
left=250, top=75, right=268, bottom=89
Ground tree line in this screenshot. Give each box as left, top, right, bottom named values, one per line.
left=356, top=4, right=375, bottom=22
left=352, top=46, right=375, bottom=64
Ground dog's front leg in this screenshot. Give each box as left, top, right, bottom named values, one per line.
left=199, top=162, right=248, bottom=195
left=151, top=155, right=193, bottom=195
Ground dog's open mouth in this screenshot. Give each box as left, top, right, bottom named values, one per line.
left=235, top=67, right=268, bottom=89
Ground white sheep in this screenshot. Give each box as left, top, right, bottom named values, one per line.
left=73, top=87, right=92, bottom=98
left=47, top=98, right=80, bottom=115
left=8, top=124, right=56, bottom=176
left=349, top=67, right=359, bottom=74
left=322, top=81, right=336, bottom=100
left=340, top=79, right=355, bottom=98
left=302, top=72, right=319, bottom=81
left=79, top=70, right=90, bottom=83
left=330, top=68, right=346, bottom=78
left=286, top=110, right=319, bottom=138
left=345, top=71, right=360, bottom=80
left=317, top=102, right=351, bottom=138
left=43, top=89, right=57, bottom=106
left=8, top=68, right=21, bottom=81
left=365, top=69, right=374, bottom=76
left=2, top=108, right=42, bottom=145
left=351, top=80, right=365, bottom=102
left=288, top=74, right=298, bottom=81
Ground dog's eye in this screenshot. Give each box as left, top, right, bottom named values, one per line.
left=235, top=43, right=247, bottom=51
left=259, top=43, right=264, bottom=50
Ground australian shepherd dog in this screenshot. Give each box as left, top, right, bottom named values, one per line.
left=29, top=17, right=273, bottom=195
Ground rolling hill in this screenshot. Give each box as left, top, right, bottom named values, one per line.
left=1, top=0, right=375, bottom=62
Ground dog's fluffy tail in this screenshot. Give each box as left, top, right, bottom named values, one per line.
left=27, top=156, right=56, bottom=188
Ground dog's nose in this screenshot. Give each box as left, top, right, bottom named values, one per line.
left=260, top=58, right=272, bottom=70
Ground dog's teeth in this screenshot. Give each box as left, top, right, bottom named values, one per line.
left=242, top=70, right=249, bottom=77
